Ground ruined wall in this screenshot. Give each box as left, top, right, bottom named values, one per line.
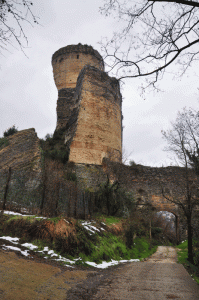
left=52, top=44, right=104, bottom=89
left=56, top=88, right=76, bottom=130
left=102, top=159, right=199, bottom=221
left=68, top=66, right=122, bottom=165
left=0, top=129, right=43, bottom=210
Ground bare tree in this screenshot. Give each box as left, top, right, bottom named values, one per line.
left=100, top=0, right=199, bottom=91
left=162, top=107, right=199, bottom=263
left=0, top=0, right=38, bottom=53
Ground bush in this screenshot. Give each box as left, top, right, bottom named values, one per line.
left=66, top=172, right=77, bottom=182
left=41, top=129, right=69, bottom=164
left=3, top=125, right=18, bottom=137
left=193, top=238, right=199, bottom=267
left=0, top=137, right=9, bottom=149
left=44, top=148, right=69, bottom=164
left=95, top=179, right=135, bottom=216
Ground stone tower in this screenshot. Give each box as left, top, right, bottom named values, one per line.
left=52, top=43, right=122, bottom=165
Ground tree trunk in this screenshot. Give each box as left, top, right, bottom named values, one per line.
left=149, top=220, right=151, bottom=240
left=187, top=215, right=194, bottom=264
left=3, top=167, right=11, bottom=210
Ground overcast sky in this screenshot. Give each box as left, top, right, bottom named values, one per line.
left=1, top=0, right=199, bottom=167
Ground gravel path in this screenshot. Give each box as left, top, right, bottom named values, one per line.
left=67, top=246, right=199, bottom=300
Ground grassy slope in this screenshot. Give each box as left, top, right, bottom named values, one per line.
left=0, top=213, right=158, bottom=266
left=176, top=241, right=199, bottom=284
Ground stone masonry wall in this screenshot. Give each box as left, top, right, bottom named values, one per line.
left=0, top=129, right=43, bottom=210
left=56, top=88, right=76, bottom=130
left=68, top=65, right=122, bottom=165
left=52, top=44, right=104, bottom=90
left=102, top=159, right=199, bottom=217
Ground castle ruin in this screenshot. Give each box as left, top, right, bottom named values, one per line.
left=52, top=44, right=122, bottom=165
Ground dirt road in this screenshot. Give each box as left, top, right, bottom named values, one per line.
left=0, top=246, right=199, bottom=299
left=67, top=246, right=199, bottom=300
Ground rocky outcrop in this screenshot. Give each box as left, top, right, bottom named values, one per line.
left=0, top=129, right=43, bottom=210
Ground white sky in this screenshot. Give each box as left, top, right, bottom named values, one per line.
left=1, top=0, right=199, bottom=167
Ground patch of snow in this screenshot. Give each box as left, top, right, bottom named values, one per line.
left=43, top=247, right=49, bottom=252
left=1, top=210, right=23, bottom=216
left=21, top=243, right=38, bottom=250
left=0, top=210, right=48, bottom=219
left=81, top=221, right=102, bottom=234
left=82, top=225, right=95, bottom=234
left=101, top=222, right=106, bottom=226
left=89, top=225, right=100, bottom=232
left=47, top=250, right=58, bottom=257
left=0, top=236, right=19, bottom=244
left=85, top=258, right=140, bottom=269
left=2, top=245, right=29, bottom=257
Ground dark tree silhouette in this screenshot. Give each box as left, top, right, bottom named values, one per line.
left=162, top=107, right=199, bottom=263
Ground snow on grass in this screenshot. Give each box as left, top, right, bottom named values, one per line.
left=0, top=210, right=47, bottom=219
left=21, top=243, right=38, bottom=250
left=85, top=258, right=140, bottom=269
left=0, top=210, right=23, bottom=216
left=2, top=245, right=30, bottom=257
left=81, top=221, right=103, bottom=234
left=0, top=236, right=19, bottom=244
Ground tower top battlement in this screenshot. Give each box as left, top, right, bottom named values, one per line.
left=52, top=43, right=104, bottom=89
left=52, top=43, right=103, bottom=64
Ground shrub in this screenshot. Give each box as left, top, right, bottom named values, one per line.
left=40, top=129, right=69, bottom=164
left=3, top=125, right=18, bottom=137
left=0, top=137, right=9, bottom=149
left=95, top=178, right=135, bottom=216
left=66, top=172, right=77, bottom=182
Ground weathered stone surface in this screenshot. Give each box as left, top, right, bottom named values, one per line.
left=56, top=88, right=76, bottom=131
left=0, top=128, right=41, bottom=171
left=69, top=66, right=122, bottom=165
left=52, top=44, right=122, bottom=165
left=52, top=44, right=104, bottom=89
left=0, top=129, right=43, bottom=210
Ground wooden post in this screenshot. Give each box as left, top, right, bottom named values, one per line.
left=3, top=167, right=11, bottom=211
left=149, top=219, right=152, bottom=240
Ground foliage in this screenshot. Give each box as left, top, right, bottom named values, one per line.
left=0, top=213, right=159, bottom=265
left=0, top=137, right=8, bottom=149
left=129, top=160, right=136, bottom=167
left=95, top=178, right=135, bottom=216
left=100, top=0, right=199, bottom=91
left=96, top=215, right=122, bottom=225
left=40, top=128, right=69, bottom=164
left=176, top=240, right=199, bottom=284
left=3, top=125, right=18, bottom=137
left=193, top=238, right=199, bottom=267
left=0, top=0, right=39, bottom=53
left=66, top=171, right=77, bottom=182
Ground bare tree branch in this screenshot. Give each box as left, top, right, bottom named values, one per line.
left=152, top=0, right=199, bottom=8
left=100, top=0, right=199, bottom=91
left=0, top=0, right=39, bottom=54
